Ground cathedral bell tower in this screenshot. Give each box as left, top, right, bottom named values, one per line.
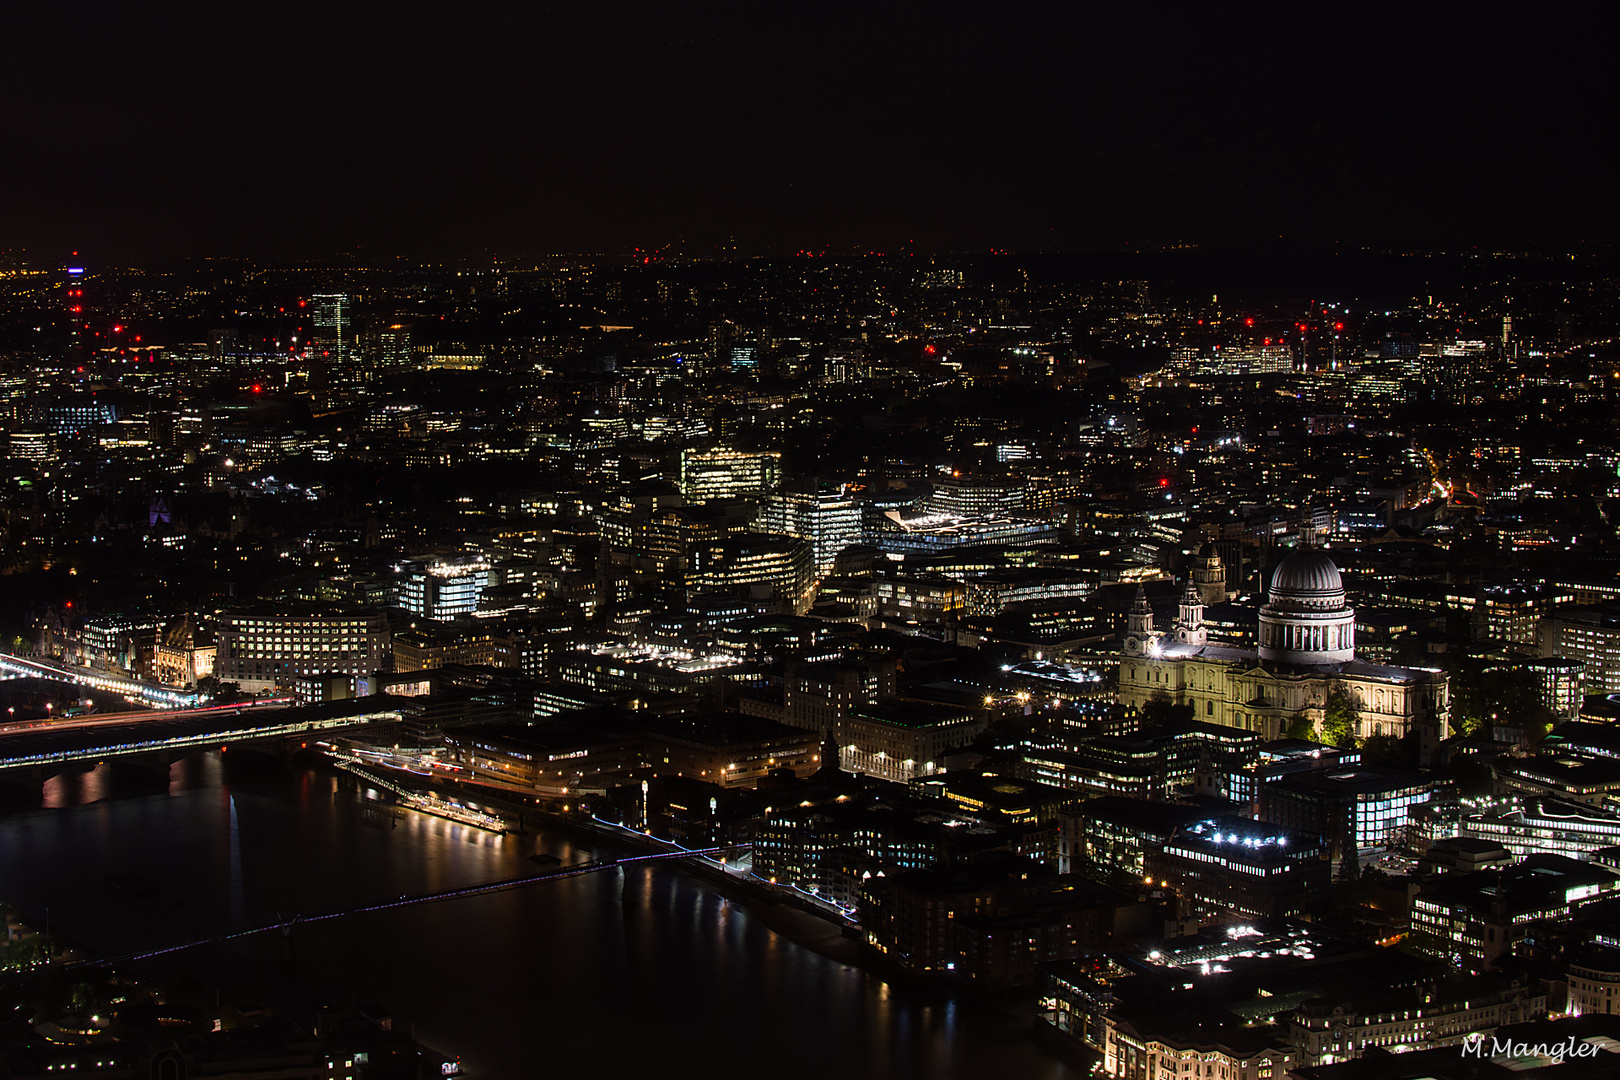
left=1174, top=579, right=1208, bottom=647
left=1123, top=585, right=1156, bottom=656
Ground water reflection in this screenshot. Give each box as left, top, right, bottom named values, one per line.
left=0, top=755, right=1075, bottom=1080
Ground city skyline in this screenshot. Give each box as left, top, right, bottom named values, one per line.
left=6, top=8, right=1620, bottom=1077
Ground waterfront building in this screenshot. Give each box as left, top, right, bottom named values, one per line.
left=77, top=614, right=162, bottom=673
left=214, top=606, right=390, bottom=695
left=859, top=855, right=1153, bottom=987
left=152, top=615, right=215, bottom=687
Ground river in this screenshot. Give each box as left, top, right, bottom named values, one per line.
left=0, top=753, right=1079, bottom=1079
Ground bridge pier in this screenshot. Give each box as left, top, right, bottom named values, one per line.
left=0, top=765, right=43, bottom=807
left=108, top=753, right=175, bottom=792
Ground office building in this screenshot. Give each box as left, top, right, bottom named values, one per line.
left=755, top=485, right=862, bottom=575
left=215, top=606, right=391, bottom=695
left=679, top=446, right=782, bottom=501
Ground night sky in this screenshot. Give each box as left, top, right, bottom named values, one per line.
left=3, top=4, right=1615, bottom=259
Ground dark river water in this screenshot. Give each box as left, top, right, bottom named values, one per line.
left=0, top=754, right=1078, bottom=1079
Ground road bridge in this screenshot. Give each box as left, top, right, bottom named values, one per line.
left=0, top=697, right=403, bottom=775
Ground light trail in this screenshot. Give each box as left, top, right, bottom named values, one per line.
left=61, top=845, right=748, bottom=971
left=0, top=651, right=201, bottom=708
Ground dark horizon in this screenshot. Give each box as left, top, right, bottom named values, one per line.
left=4, top=5, right=1617, bottom=261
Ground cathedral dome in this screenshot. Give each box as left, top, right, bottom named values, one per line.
left=1267, top=550, right=1345, bottom=609
left=1258, top=549, right=1354, bottom=664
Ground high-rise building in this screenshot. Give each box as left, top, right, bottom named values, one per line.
left=756, top=485, right=861, bottom=575
left=311, top=294, right=351, bottom=365
left=310, top=294, right=351, bottom=399
left=371, top=323, right=413, bottom=372
left=679, top=447, right=782, bottom=502
left=398, top=557, right=493, bottom=621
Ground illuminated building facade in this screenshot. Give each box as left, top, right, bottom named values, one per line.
left=859, top=857, right=1152, bottom=987
left=1539, top=602, right=1620, bottom=693
left=398, top=557, right=493, bottom=620
left=1567, top=947, right=1620, bottom=1017
left=755, top=486, right=862, bottom=574
left=837, top=701, right=986, bottom=785
left=678, top=446, right=782, bottom=501
left=1056, top=796, right=1205, bottom=876
left=311, top=293, right=350, bottom=366
left=215, top=607, right=391, bottom=695
left=1461, top=795, right=1620, bottom=859
left=1259, top=765, right=1433, bottom=865
left=686, top=533, right=814, bottom=611
left=1144, top=816, right=1330, bottom=919
left=1409, top=854, right=1618, bottom=974
left=1118, top=550, right=1448, bottom=748
left=925, top=476, right=1025, bottom=516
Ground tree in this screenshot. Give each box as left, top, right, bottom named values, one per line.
left=1283, top=714, right=1317, bottom=741
left=1444, top=653, right=1558, bottom=739
left=1139, top=695, right=1194, bottom=730
left=1361, top=728, right=1421, bottom=768
left=1320, top=688, right=1359, bottom=749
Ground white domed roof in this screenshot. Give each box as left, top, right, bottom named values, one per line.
left=1269, top=550, right=1344, bottom=601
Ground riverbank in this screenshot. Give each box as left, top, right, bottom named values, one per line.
left=378, top=762, right=1053, bottom=1031
left=2, top=753, right=1075, bottom=1078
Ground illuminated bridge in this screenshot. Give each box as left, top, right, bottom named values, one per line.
left=0, top=650, right=200, bottom=709
left=0, top=698, right=403, bottom=775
